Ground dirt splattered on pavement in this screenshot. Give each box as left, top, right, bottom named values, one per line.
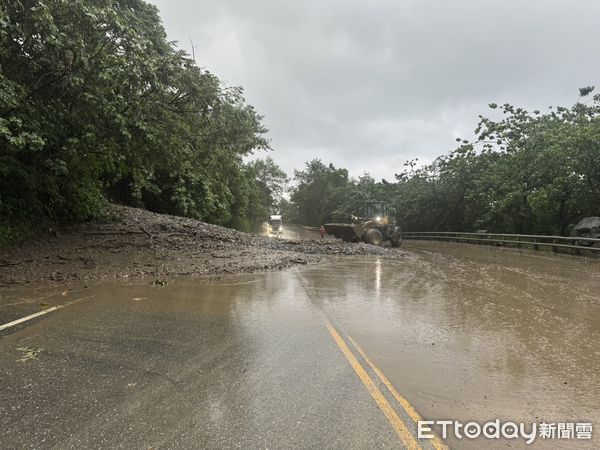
left=0, top=205, right=402, bottom=289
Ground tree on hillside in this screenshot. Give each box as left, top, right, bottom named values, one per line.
left=0, top=0, right=279, bottom=243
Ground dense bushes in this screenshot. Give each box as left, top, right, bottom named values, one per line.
left=0, top=0, right=284, bottom=243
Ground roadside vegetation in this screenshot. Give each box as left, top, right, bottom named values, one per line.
left=283, top=89, right=600, bottom=235
left=2, top=1, right=599, bottom=247
left=0, top=0, right=286, bottom=246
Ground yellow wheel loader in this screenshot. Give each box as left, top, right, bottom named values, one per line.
left=324, top=201, right=402, bottom=247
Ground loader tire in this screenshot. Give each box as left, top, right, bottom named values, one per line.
left=365, top=229, right=383, bottom=246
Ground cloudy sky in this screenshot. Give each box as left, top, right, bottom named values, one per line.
left=149, top=0, right=600, bottom=181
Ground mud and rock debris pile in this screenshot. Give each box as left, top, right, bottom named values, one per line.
left=0, top=205, right=403, bottom=287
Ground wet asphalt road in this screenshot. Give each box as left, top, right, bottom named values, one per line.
left=0, top=272, right=429, bottom=449
left=1, top=241, right=600, bottom=449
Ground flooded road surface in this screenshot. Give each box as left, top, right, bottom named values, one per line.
left=1, top=241, right=600, bottom=449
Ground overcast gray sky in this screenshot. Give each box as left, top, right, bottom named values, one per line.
left=149, top=0, right=600, bottom=181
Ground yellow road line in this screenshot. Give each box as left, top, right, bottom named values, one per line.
left=324, top=320, right=422, bottom=450
left=346, top=334, right=448, bottom=450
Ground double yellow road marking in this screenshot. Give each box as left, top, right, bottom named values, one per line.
left=325, top=319, right=447, bottom=450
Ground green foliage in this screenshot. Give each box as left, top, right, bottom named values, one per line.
left=288, top=90, right=600, bottom=235
left=0, top=0, right=282, bottom=241
left=2, top=0, right=597, bottom=242
left=288, top=159, right=349, bottom=226
left=241, top=157, right=288, bottom=229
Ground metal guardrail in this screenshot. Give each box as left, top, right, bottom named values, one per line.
left=402, top=231, right=600, bottom=255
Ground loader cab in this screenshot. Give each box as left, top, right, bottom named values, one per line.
left=365, top=201, right=389, bottom=225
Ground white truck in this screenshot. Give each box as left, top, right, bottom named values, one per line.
left=269, top=215, right=283, bottom=237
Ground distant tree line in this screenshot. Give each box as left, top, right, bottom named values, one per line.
left=283, top=88, right=600, bottom=235
left=0, top=0, right=286, bottom=244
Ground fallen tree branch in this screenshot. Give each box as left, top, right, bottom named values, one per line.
left=140, top=227, right=154, bottom=238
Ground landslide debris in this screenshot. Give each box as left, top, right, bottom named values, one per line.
left=0, top=205, right=402, bottom=287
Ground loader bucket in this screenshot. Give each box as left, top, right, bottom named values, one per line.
left=324, top=223, right=363, bottom=242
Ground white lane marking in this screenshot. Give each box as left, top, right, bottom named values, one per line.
left=0, top=306, right=61, bottom=331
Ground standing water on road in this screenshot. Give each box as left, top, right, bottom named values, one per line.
left=309, top=241, right=600, bottom=448
left=1, top=242, right=599, bottom=448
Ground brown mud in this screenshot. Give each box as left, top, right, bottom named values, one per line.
left=0, top=205, right=400, bottom=289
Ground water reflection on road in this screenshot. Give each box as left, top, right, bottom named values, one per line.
left=303, top=241, right=600, bottom=449
left=166, top=240, right=600, bottom=448
left=2, top=241, right=600, bottom=449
